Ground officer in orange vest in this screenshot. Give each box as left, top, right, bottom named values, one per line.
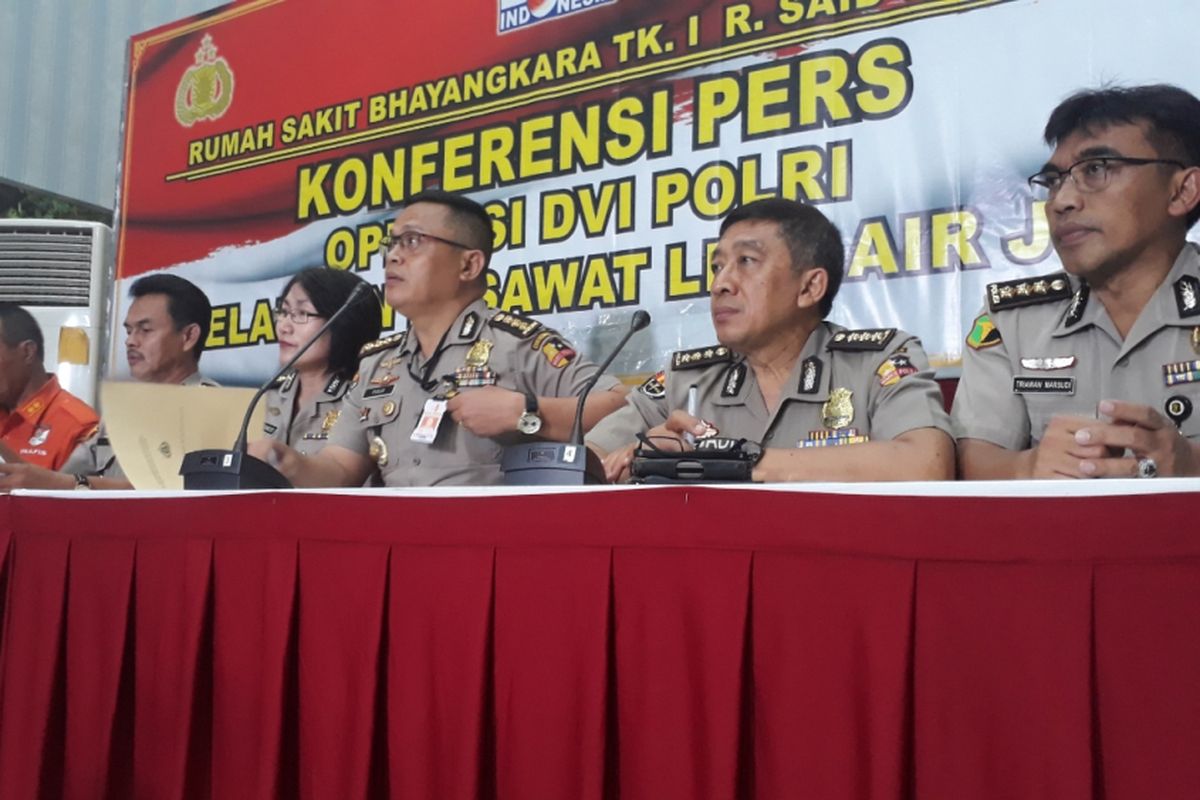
left=0, top=303, right=99, bottom=470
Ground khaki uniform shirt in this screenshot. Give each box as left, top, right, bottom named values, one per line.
left=262, top=371, right=349, bottom=456
left=587, top=322, right=951, bottom=454
left=952, top=243, right=1200, bottom=449
left=61, top=371, right=219, bottom=479
left=327, top=299, right=619, bottom=486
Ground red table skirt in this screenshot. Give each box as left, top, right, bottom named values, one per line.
left=0, top=487, right=1198, bottom=799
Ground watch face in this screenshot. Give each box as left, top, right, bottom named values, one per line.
left=517, top=412, right=542, bottom=435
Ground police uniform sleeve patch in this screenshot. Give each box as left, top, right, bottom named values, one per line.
left=966, top=314, right=1002, bottom=350
left=639, top=370, right=667, bottom=398
left=536, top=335, right=576, bottom=368
left=489, top=311, right=543, bottom=339
left=670, top=345, right=731, bottom=370
left=827, top=328, right=896, bottom=351
left=359, top=331, right=405, bottom=358
left=986, top=272, right=1072, bottom=312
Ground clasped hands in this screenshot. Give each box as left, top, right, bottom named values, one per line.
left=1032, top=399, right=1197, bottom=478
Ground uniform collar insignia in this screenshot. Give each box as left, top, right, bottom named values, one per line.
left=799, top=356, right=823, bottom=394
left=1063, top=284, right=1090, bottom=327
left=720, top=362, right=747, bottom=398
left=459, top=311, right=480, bottom=339
left=324, top=375, right=344, bottom=396
left=1175, top=275, right=1200, bottom=318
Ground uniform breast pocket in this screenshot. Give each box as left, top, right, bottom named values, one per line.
left=1023, top=389, right=1092, bottom=445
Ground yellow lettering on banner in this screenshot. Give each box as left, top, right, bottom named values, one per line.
left=188, top=122, right=275, bottom=166
left=297, top=163, right=332, bottom=219
left=724, top=4, right=754, bottom=38
left=608, top=97, right=646, bottom=162
left=798, top=55, right=851, bottom=126
left=856, top=41, right=912, bottom=117
left=694, top=76, right=740, bottom=148
left=1002, top=201, right=1053, bottom=263
left=325, top=228, right=355, bottom=270
left=849, top=219, right=900, bottom=279
left=931, top=210, right=987, bottom=270
left=539, top=179, right=636, bottom=243
left=371, top=151, right=404, bottom=208
left=332, top=160, right=367, bottom=214
left=560, top=105, right=602, bottom=169
left=745, top=64, right=792, bottom=137
left=497, top=249, right=650, bottom=314
left=225, top=306, right=249, bottom=346
left=409, top=140, right=440, bottom=194
left=779, top=149, right=826, bottom=201
left=519, top=115, right=556, bottom=179
left=578, top=255, right=618, bottom=307
left=479, top=126, right=517, bottom=186
left=693, top=163, right=738, bottom=219
left=248, top=299, right=275, bottom=343
left=903, top=214, right=925, bottom=272
left=542, top=192, right=576, bottom=244
left=778, top=0, right=883, bottom=24
left=486, top=197, right=525, bottom=251
left=665, top=242, right=710, bottom=300
left=207, top=307, right=228, bottom=349
left=442, top=133, right=476, bottom=192
left=653, top=170, right=690, bottom=227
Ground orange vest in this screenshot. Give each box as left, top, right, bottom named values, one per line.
left=0, top=376, right=100, bottom=470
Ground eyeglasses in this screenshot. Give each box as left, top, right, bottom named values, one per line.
left=379, top=230, right=473, bottom=254
left=272, top=306, right=324, bottom=324
left=1027, top=156, right=1185, bottom=198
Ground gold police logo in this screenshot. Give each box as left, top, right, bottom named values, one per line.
left=175, top=34, right=234, bottom=127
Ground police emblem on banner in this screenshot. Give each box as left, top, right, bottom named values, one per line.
left=175, top=34, right=235, bottom=127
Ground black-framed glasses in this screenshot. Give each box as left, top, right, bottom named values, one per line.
left=1027, top=156, right=1185, bottom=198
left=272, top=306, right=324, bottom=324
left=379, top=230, right=473, bottom=254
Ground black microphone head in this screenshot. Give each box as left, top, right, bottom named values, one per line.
left=631, top=309, right=651, bottom=331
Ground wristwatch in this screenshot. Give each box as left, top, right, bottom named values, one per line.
left=516, top=391, right=542, bottom=435
left=73, top=473, right=93, bottom=490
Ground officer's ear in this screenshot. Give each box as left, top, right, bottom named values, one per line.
left=458, top=249, right=487, bottom=285
left=16, top=339, right=38, bottom=366
left=179, top=322, right=202, bottom=356
left=1168, top=165, right=1200, bottom=223
left=794, top=266, right=829, bottom=312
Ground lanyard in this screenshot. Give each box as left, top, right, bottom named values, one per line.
left=406, top=325, right=455, bottom=391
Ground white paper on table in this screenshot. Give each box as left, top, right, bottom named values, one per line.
left=100, top=381, right=264, bottom=490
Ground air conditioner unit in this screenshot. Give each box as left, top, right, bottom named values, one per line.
left=0, top=219, right=111, bottom=408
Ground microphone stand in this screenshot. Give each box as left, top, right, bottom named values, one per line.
left=502, top=310, right=650, bottom=486
left=180, top=282, right=374, bottom=490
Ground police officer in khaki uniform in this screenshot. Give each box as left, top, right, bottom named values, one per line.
left=252, top=189, right=626, bottom=487
left=588, top=198, right=954, bottom=483
left=954, top=85, right=1200, bottom=479
left=0, top=273, right=217, bottom=490
left=263, top=266, right=381, bottom=457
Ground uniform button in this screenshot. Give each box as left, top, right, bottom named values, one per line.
left=764, top=432, right=774, bottom=441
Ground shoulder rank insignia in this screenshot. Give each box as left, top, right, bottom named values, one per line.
left=986, top=272, right=1072, bottom=312
left=827, top=328, right=896, bottom=351
left=1175, top=275, right=1200, bottom=318
left=489, top=311, right=543, bottom=339
left=671, top=345, right=731, bottom=370
left=359, top=330, right=405, bottom=358
left=639, top=370, right=666, bottom=399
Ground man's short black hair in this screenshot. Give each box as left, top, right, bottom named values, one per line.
left=280, top=267, right=382, bottom=381
left=405, top=189, right=496, bottom=268
left=719, top=198, right=846, bottom=317
left=1044, top=84, right=1200, bottom=227
left=0, top=303, right=44, bottom=363
left=129, top=273, right=212, bottom=362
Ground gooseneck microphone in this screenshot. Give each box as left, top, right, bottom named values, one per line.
left=502, top=309, right=651, bottom=486
left=180, top=281, right=375, bottom=490
left=568, top=309, right=651, bottom=446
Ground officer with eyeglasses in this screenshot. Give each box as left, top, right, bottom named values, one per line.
left=250, top=189, right=627, bottom=486
left=953, top=84, right=1200, bottom=479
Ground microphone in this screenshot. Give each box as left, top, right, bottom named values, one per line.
left=502, top=309, right=650, bottom=486
left=569, top=309, right=650, bottom=445
left=180, top=281, right=375, bottom=490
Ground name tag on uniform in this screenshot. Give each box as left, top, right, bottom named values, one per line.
left=1012, top=376, right=1075, bottom=395
left=411, top=398, right=447, bottom=444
